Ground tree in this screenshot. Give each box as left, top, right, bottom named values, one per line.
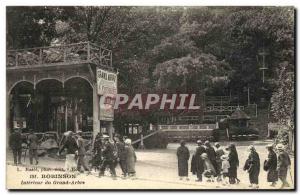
left=153, top=53, right=229, bottom=92
left=270, top=61, right=294, bottom=150
left=222, top=7, right=294, bottom=103
left=6, top=6, right=57, bottom=49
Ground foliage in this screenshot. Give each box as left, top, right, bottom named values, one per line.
left=153, top=53, right=229, bottom=92
left=270, top=62, right=294, bottom=129
left=6, top=6, right=295, bottom=124
left=6, top=6, right=58, bottom=49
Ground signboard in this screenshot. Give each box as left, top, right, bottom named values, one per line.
left=97, top=69, right=117, bottom=96
left=97, top=68, right=117, bottom=121
left=99, top=98, right=115, bottom=121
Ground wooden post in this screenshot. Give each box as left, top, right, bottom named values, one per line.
left=65, top=104, right=68, bottom=132
left=110, top=51, right=112, bottom=67
left=92, top=86, right=100, bottom=140
left=107, top=121, right=113, bottom=139
left=15, top=53, right=18, bottom=67
left=39, top=48, right=43, bottom=64
left=247, top=87, right=250, bottom=105
left=87, top=42, right=90, bottom=61
left=226, top=128, right=230, bottom=141
left=63, top=46, right=67, bottom=62
left=139, top=134, right=145, bottom=149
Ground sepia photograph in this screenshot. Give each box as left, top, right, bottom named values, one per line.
left=5, top=5, right=295, bottom=190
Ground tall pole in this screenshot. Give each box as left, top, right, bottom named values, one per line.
left=259, top=47, right=268, bottom=84
left=247, top=87, right=250, bottom=105
left=65, top=103, right=68, bottom=132
left=262, top=48, right=265, bottom=84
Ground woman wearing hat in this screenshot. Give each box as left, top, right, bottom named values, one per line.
left=263, top=144, right=278, bottom=187
left=124, top=139, right=137, bottom=178
left=227, top=143, right=240, bottom=184
left=177, top=140, right=190, bottom=180
left=204, top=141, right=218, bottom=177
left=276, top=144, right=291, bottom=188
left=215, top=142, right=225, bottom=182
left=191, top=140, right=205, bottom=182
left=244, top=145, right=260, bottom=189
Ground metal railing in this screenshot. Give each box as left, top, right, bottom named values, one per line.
left=7, top=42, right=112, bottom=68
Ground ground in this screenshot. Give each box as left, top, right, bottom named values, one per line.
left=6, top=140, right=295, bottom=190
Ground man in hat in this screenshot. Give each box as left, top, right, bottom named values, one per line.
left=27, top=129, right=39, bottom=165
left=276, top=144, right=291, bottom=188
left=76, top=131, right=91, bottom=174
left=264, top=144, right=278, bottom=187
left=9, top=128, right=23, bottom=165
left=91, top=132, right=103, bottom=171
left=244, top=145, right=260, bottom=189
left=99, top=135, right=117, bottom=179
left=191, top=140, right=205, bottom=182
left=215, top=142, right=225, bottom=181
left=177, top=140, right=190, bottom=181
left=114, top=134, right=127, bottom=177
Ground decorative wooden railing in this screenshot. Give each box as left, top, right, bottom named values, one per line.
left=159, top=124, right=217, bottom=131
left=7, top=42, right=112, bottom=68
left=177, top=116, right=200, bottom=121
left=205, top=105, right=244, bottom=112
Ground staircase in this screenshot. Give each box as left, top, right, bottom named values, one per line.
left=248, top=108, right=269, bottom=138
left=217, top=129, right=229, bottom=141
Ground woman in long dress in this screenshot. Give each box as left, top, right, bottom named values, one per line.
left=124, top=139, right=137, bottom=177
left=264, top=144, right=278, bottom=186
left=244, top=145, right=260, bottom=189
left=177, top=140, right=190, bottom=180
left=191, top=140, right=205, bottom=182
left=227, top=143, right=240, bottom=184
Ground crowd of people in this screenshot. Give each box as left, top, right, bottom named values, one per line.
left=9, top=128, right=39, bottom=166
left=8, top=128, right=292, bottom=188
left=58, top=131, right=137, bottom=179
left=9, top=128, right=137, bottom=180
left=177, top=140, right=292, bottom=189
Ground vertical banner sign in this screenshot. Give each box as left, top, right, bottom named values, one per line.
left=97, top=68, right=117, bottom=121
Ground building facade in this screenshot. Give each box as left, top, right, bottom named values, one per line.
left=6, top=42, right=116, bottom=141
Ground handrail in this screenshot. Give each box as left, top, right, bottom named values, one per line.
left=7, top=42, right=90, bottom=52
left=132, top=130, right=161, bottom=145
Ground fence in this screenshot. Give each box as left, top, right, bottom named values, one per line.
left=159, top=124, right=217, bottom=131
left=7, top=42, right=112, bottom=68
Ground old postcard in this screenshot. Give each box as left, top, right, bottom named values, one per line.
left=6, top=6, right=295, bottom=190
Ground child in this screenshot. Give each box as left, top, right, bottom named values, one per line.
left=221, top=154, right=230, bottom=185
